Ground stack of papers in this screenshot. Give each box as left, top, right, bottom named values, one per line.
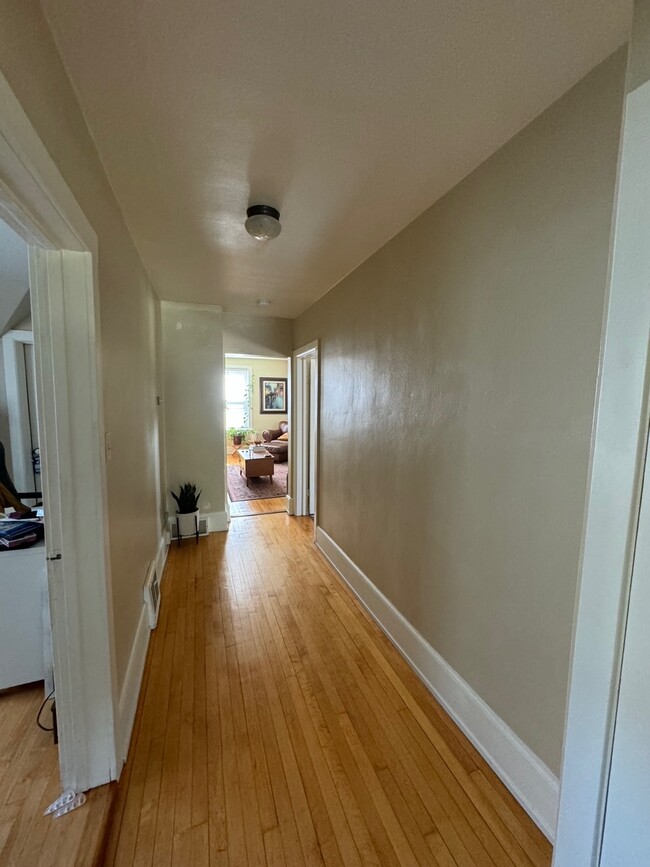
left=0, top=519, right=44, bottom=550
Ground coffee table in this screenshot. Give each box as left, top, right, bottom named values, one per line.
left=237, top=448, right=275, bottom=487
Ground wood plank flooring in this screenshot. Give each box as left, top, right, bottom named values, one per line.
left=104, top=514, right=552, bottom=866
left=226, top=453, right=288, bottom=517
left=228, top=497, right=287, bottom=517
left=0, top=682, right=114, bottom=866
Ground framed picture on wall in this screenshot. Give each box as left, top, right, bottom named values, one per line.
left=260, top=377, right=288, bottom=414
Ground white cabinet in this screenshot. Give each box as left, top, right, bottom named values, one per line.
left=0, top=541, right=49, bottom=690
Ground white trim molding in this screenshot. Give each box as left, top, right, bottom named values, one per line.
left=117, top=604, right=150, bottom=767
left=316, top=526, right=559, bottom=841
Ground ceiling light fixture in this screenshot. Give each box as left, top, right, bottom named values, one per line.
left=245, top=204, right=282, bottom=241
left=256, top=298, right=271, bottom=307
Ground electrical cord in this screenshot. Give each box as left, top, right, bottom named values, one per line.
left=36, top=688, right=55, bottom=732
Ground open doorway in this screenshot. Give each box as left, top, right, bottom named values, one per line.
left=0, top=217, right=56, bottom=805
left=225, top=353, right=291, bottom=517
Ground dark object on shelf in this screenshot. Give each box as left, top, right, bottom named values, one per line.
left=0, top=441, right=42, bottom=511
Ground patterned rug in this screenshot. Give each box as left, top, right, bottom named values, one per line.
left=227, top=462, right=288, bottom=502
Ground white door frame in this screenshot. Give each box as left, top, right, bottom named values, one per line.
left=0, top=73, right=118, bottom=790
left=292, top=340, right=319, bottom=528
left=2, top=328, right=37, bottom=494
left=553, top=72, right=650, bottom=866
left=598, top=420, right=650, bottom=863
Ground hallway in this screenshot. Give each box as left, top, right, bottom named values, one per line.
left=105, top=515, right=552, bottom=866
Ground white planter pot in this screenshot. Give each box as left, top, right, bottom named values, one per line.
left=176, top=509, right=199, bottom=538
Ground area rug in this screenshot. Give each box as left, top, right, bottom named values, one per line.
left=227, top=462, right=288, bottom=502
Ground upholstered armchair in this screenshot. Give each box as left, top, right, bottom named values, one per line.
left=262, top=420, right=289, bottom=462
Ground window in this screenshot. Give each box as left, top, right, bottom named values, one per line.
left=225, top=367, right=251, bottom=429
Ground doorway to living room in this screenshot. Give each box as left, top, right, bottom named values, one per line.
left=225, top=353, right=290, bottom=517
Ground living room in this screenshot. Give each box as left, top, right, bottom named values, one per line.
left=225, top=354, right=290, bottom=516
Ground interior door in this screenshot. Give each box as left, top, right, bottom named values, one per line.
left=599, top=425, right=650, bottom=865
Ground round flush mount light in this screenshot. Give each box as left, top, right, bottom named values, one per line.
left=256, top=298, right=271, bottom=307
left=245, top=204, right=282, bottom=241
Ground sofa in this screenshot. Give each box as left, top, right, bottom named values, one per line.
left=262, top=420, right=289, bottom=463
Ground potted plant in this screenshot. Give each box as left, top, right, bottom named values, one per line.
left=227, top=427, right=253, bottom=446
left=171, top=482, right=201, bottom=538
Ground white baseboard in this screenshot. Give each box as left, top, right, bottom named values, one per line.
left=286, top=495, right=294, bottom=515
left=117, top=602, right=150, bottom=768
left=315, top=527, right=559, bottom=841
left=206, top=510, right=229, bottom=532
left=166, top=511, right=230, bottom=537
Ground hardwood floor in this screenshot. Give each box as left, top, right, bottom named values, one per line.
left=0, top=682, right=114, bottom=866
left=104, top=514, right=552, bottom=866
left=226, top=452, right=288, bottom=517
left=228, top=497, right=288, bottom=517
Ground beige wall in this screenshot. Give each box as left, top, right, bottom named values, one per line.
left=295, top=51, right=626, bottom=774
left=223, top=312, right=293, bottom=357
left=162, top=303, right=225, bottom=517
left=0, top=0, right=163, bottom=690
left=225, top=356, right=289, bottom=438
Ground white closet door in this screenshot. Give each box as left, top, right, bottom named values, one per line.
left=600, top=430, right=650, bottom=866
